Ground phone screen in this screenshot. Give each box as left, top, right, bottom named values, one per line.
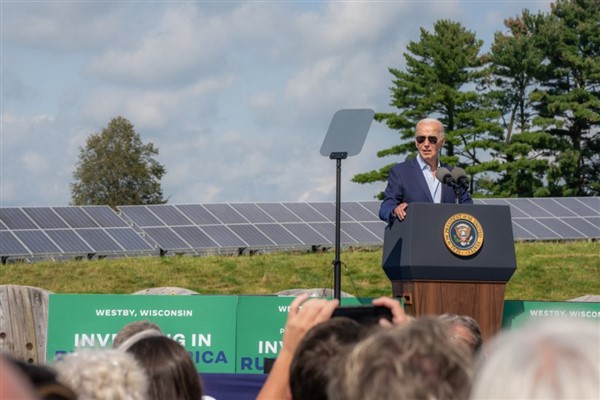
left=331, top=305, right=393, bottom=325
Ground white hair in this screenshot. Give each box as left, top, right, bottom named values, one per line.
left=416, top=118, right=445, bottom=137
left=470, top=318, right=600, bottom=399
left=55, top=349, right=148, bottom=400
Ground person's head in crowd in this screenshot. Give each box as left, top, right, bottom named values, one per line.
left=438, top=313, right=483, bottom=355
left=122, top=332, right=203, bottom=400
left=55, top=348, right=148, bottom=400
left=12, top=358, right=77, bottom=400
left=0, top=354, right=39, bottom=400
left=328, top=316, right=473, bottom=400
left=289, top=316, right=368, bottom=400
left=470, top=318, right=600, bottom=399
left=112, top=319, right=163, bottom=348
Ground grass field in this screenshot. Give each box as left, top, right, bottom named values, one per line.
left=1, top=241, right=598, bottom=301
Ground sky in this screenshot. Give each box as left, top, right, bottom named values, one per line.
left=1, top=0, right=552, bottom=207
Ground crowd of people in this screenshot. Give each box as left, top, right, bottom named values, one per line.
left=1, top=294, right=599, bottom=399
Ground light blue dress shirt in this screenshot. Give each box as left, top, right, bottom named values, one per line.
left=416, top=155, right=441, bottom=203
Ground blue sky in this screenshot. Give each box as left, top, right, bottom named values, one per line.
left=1, top=0, right=551, bottom=207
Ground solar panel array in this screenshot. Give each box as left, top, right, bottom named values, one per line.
left=117, top=202, right=383, bottom=255
left=475, top=197, right=600, bottom=241
left=1, top=197, right=598, bottom=261
left=0, top=206, right=155, bottom=261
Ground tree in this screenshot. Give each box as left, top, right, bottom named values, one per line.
left=529, top=0, right=600, bottom=196
left=479, top=10, right=550, bottom=197
left=352, top=20, right=491, bottom=197
left=71, top=116, right=167, bottom=208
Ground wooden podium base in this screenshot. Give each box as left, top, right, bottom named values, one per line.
left=391, top=280, right=506, bottom=340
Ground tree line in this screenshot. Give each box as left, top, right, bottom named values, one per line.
left=71, top=0, right=598, bottom=208
left=353, top=0, right=599, bottom=198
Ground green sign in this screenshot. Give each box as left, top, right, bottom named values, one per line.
left=47, top=295, right=237, bottom=373
left=47, top=295, right=599, bottom=374
left=502, top=300, right=600, bottom=329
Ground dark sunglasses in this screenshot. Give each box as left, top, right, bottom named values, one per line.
left=416, top=135, right=439, bottom=144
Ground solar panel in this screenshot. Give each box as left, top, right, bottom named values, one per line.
left=554, top=198, right=599, bottom=217
left=199, top=225, right=246, bottom=247
left=309, top=202, right=354, bottom=222
left=171, top=226, right=219, bottom=249
left=13, top=231, right=61, bottom=254
left=283, top=203, right=328, bottom=222
left=105, top=228, right=155, bottom=252
left=203, top=204, right=248, bottom=224
left=45, top=229, right=93, bottom=254
left=359, top=201, right=381, bottom=217
left=146, top=205, right=193, bottom=226
left=75, top=229, right=124, bottom=252
left=22, top=208, right=69, bottom=229
left=119, top=206, right=165, bottom=227
left=229, top=203, right=275, bottom=224
left=255, top=224, right=303, bottom=246
left=477, top=199, right=529, bottom=218
left=513, top=219, right=559, bottom=239
left=0, top=231, right=30, bottom=256
left=511, top=221, right=537, bottom=240
left=228, top=225, right=275, bottom=247
left=341, top=202, right=379, bottom=221
left=1, top=197, right=598, bottom=261
left=361, top=221, right=386, bottom=240
left=83, top=206, right=129, bottom=228
left=559, top=218, right=600, bottom=237
left=256, top=203, right=302, bottom=223
left=175, top=204, right=220, bottom=225
left=142, top=227, right=191, bottom=251
left=0, top=208, right=38, bottom=229
left=341, top=222, right=382, bottom=244
left=529, top=198, right=578, bottom=217
left=309, top=222, right=357, bottom=245
left=53, top=207, right=99, bottom=228
left=505, top=199, right=554, bottom=218
left=281, top=223, right=329, bottom=245
left=574, top=197, right=600, bottom=214
left=538, top=218, right=587, bottom=239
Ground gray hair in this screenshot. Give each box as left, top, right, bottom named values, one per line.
left=438, top=313, right=483, bottom=354
left=416, top=118, right=445, bottom=137
left=470, top=318, right=600, bottom=399
left=328, top=317, right=473, bottom=400
left=55, top=349, right=148, bottom=400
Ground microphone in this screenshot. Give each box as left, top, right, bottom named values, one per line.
left=435, top=167, right=456, bottom=187
left=451, top=167, right=469, bottom=189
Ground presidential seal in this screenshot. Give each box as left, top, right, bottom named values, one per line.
left=443, top=213, right=484, bottom=256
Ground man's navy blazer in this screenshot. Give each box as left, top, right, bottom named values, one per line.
left=379, top=158, right=473, bottom=222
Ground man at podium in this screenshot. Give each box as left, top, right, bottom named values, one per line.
left=379, top=118, right=472, bottom=223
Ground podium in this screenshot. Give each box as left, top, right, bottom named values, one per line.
left=382, top=203, right=517, bottom=339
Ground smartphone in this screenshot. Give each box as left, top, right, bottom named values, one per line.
left=331, top=305, right=393, bottom=325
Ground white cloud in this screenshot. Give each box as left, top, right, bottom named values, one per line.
left=2, top=2, right=135, bottom=52
left=80, top=74, right=234, bottom=130
left=1, top=0, right=554, bottom=208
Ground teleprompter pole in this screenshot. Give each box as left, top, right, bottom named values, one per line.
left=331, top=152, right=347, bottom=300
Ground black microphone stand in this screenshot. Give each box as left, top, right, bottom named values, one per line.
left=453, top=184, right=461, bottom=204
